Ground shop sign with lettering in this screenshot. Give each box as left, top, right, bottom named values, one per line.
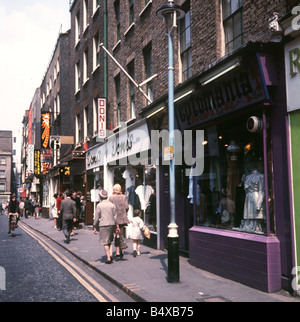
left=285, top=38, right=300, bottom=112
left=106, top=119, right=151, bottom=164
left=86, top=144, right=106, bottom=171
left=175, top=55, right=267, bottom=131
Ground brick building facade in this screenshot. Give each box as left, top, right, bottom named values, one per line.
left=21, top=0, right=300, bottom=293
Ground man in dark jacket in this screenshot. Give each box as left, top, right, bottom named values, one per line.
left=24, top=197, right=32, bottom=218
left=60, top=191, right=77, bottom=244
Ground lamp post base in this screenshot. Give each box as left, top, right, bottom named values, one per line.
left=167, top=223, right=179, bottom=283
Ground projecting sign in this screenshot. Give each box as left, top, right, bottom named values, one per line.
left=98, top=98, right=106, bottom=139
left=50, top=136, right=61, bottom=150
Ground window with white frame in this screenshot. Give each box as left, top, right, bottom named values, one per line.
left=179, top=8, right=192, bottom=82
left=75, top=113, right=81, bottom=144
left=84, top=106, right=89, bottom=139
left=0, top=170, right=5, bottom=179
left=222, top=0, right=243, bottom=54
left=93, top=0, right=100, bottom=14
left=93, top=33, right=100, bottom=71
left=83, top=0, right=89, bottom=30
left=83, top=49, right=89, bottom=83
left=143, top=43, right=153, bottom=105
left=0, top=183, right=5, bottom=192
left=0, top=157, right=6, bottom=165
left=75, top=60, right=81, bottom=92
left=75, top=11, right=81, bottom=44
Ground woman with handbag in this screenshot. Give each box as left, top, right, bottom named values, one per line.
left=93, top=190, right=117, bottom=264
left=109, top=184, right=129, bottom=258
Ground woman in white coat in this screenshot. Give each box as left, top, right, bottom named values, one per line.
left=129, top=209, right=145, bottom=257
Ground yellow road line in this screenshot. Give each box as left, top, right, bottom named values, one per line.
left=20, top=222, right=119, bottom=302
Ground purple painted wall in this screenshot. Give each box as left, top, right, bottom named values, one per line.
left=189, top=226, right=281, bottom=292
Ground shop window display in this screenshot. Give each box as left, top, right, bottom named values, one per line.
left=191, top=113, right=274, bottom=235
left=112, top=165, right=157, bottom=233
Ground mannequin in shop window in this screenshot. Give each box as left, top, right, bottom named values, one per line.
left=240, top=165, right=265, bottom=234
left=90, top=182, right=102, bottom=203
left=135, top=182, right=154, bottom=212
left=217, top=188, right=235, bottom=227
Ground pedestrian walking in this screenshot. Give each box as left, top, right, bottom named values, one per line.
left=93, top=190, right=117, bottom=264
left=51, top=194, right=58, bottom=228
left=60, top=191, right=77, bottom=244
left=71, top=190, right=81, bottom=230
left=129, top=209, right=146, bottom=257
left=24, top=197, right=32, bottom=218
left=56, top=193, right=64, bottom=231
left=109, top=184, right=129, bottom=258
left=19, top=199, right=25, bottom=217
left=33, top=198, right=40, bottom=219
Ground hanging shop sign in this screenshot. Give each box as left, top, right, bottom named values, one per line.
left=41, top=112, right=51, bottom=148
left=285, top=38, right=300, bottom=112
left=26, top=145, right=34, bottom=176
left=40, top=149, right=52, bottom=175
left=98, top=98, right=106, bottom=139
left=175, top=55, right=268, bottom=131
left=34, top=150, right=41, bottom=176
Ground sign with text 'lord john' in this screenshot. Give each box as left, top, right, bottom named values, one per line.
left=98, top=98, right=106, bottom=140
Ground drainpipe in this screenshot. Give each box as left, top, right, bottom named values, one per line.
left=103, top=0, right=108, bottom=99
left=103, top=0, right=108, bottom=191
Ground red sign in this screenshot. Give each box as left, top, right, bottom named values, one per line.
left=98, top=99, right=106, bottom=139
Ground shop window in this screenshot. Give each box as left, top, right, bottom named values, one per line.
left=112, top=165, right=157, bottom=233
left=191, top=113, right=274, bottom=236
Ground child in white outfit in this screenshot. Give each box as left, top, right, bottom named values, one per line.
left=130, top=209, right=145, bottom=257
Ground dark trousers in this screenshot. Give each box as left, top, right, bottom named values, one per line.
left=62, top=219, right=73, bottom=240
left=57, top=212, right=63, bottom=230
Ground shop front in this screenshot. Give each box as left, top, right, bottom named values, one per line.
left=106, top=119, right=159, bottom=248
left=175, top=43, right=293, bottom=293
left=283, top=27, right=300, bottom=295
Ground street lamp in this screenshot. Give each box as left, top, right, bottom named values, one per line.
left=156, top=0, right=185, bottom=283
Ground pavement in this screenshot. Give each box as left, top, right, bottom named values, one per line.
left=18, top=215, right=300, bottom=303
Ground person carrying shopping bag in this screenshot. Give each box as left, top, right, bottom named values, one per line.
left=109, top=184, right=129, bottom=258
left=93, top=190, right=118, bottom=264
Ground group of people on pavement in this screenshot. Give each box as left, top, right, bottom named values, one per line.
left=51, top=190, right=85, bottom=244
left=4, top=185, right=147, bottom=265
left=93, top=184, right=147, bottom=264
